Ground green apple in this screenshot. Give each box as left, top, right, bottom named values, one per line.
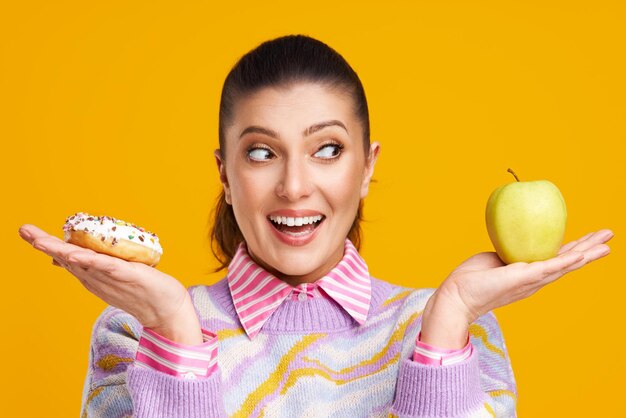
left=485, top=169, right=567, bottom=264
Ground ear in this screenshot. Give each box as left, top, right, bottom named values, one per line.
left=360, top=141, right=380, bottom=199
left=214, top=149, right=232, bottom=205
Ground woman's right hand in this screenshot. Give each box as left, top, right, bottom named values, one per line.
left=18, top=224, right=203, bottom=345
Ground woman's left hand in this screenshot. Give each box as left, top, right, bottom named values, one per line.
left=420, top=229, right=614, bottom=348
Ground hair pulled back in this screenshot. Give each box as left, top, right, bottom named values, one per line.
left=211, top=35, right=371, bottom=270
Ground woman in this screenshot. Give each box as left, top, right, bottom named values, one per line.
left=19, top=35, right=613, bottom=417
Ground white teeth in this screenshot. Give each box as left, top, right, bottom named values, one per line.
left=269, top=215, right=323, bottom=225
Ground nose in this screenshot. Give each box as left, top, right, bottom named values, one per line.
left=275, top=156, right=314, bottom=201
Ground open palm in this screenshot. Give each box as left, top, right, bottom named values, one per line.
left=18, top=224, right=199, bottom=342
left=439, top=229, right=613, bottom=323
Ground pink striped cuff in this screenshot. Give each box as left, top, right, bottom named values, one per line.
left=135, top=328, right=218, bottom=379
left=413, top=331, right=473, bottom=366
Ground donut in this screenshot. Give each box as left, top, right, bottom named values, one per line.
left=63, top=212, right=163, bottom=266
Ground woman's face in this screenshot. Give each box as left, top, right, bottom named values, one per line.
left=216, top=82, right=379, bottom=285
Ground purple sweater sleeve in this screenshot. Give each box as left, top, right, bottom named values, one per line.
left=390, top=310, right=517, bottom=417
left=127, top=365, right=227, bottom=417
left=81, top=306, right=228, bottom=418
left=391, top=349, right=489, bottom=416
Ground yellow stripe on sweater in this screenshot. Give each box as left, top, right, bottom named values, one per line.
left=122, top=323, right=137, bottom=340
left=299, top=312, right=420, bottom=378
left=232, top=334, right=326, bottom=418
left=279, top=312, right=419, bottom=401
left=488, top=389, right=517, bottom=401
left=469, top=323, right=505, bottom=358
left=245, top=313, right=421, bottom=416
left=96, top=354, right=133, bottom=371
left=81, top=386, right=104, bottom=418
left=282, top=352, right=402, bottom=392
left=217, top=328, right=246, bottom=340
left=484, top=402, right=496, bottom=417
left=381, top=290, right=412, bottom=307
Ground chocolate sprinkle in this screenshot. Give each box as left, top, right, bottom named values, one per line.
left=62, top=212, right=162, bottom=254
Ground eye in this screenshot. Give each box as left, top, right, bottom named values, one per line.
left=314, top=143, right=343, bottom=159
left=247, top=147, right=274, bottom=161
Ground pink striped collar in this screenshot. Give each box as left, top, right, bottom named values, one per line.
left=227, top=239, right=371, bottom=339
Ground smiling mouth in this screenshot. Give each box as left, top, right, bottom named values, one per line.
left=268, top=215, right=325, bottom=236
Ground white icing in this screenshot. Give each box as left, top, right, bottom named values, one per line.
left=63, top=212, right=163, bottom=254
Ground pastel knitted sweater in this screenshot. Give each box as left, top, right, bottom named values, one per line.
left=81, top=276, right=517, bottom=417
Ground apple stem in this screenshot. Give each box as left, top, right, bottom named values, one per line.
left=507, top=168, right=520, bottom=182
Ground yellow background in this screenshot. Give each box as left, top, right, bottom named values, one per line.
left=2, top=1, right=624, bottom=416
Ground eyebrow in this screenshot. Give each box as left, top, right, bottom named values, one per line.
left=239, top=120, right=348, bottom=140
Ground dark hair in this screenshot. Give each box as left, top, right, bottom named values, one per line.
left=210, top=34, right=371, bottom=270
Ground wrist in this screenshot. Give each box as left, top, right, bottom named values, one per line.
left=149, top=295, right=203, bottom=345
left=420, top=288, right=473, bottom=350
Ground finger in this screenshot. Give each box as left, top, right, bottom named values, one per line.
left=19, top=224, right=64, bottom=245
left=562, top=244, right=610, bottom=272
left=66, top=251, right=97, bottom=269
left=540, top=243, right=610, bottom=285
left=599, top=229, right=615, bottom=243
left=582, top=243, right=611, bottom=263
left=521, top=251, right=585, bottom=282
left=31, top=235, right=96, bottom=261
left=566, top=229, right=614, bottom=254
left=66, top=251, right=127, bottom=276
left=52, top=258, right=66, bottom=268
left=64, top=252, right=140, bottom=299
left=557, top=231, right=595, bottom=255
